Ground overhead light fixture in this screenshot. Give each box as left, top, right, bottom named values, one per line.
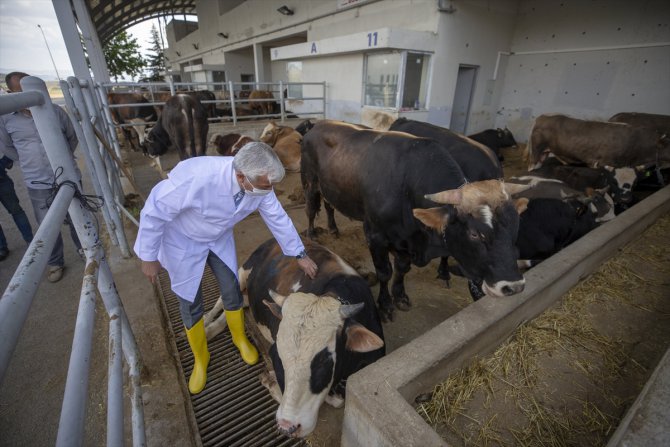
left=277, top=5, right=294, bottom=16
left=192, top=43, right=199, bottom=50
left=217, top=32, right=229, bottom=39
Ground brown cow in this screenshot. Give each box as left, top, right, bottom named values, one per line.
left=248, top=90, right=276, bottom=116
left=259, top=121, right=302, bottom=172
left=211, top=133, right=255, bottom=156
left=608, top=112, right=670, bottom=135
left=527, top=114, right=670, bottom=170
left=107, top=92, right=158, bottom=151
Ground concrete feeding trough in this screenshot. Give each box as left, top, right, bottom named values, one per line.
left=342, top=185, right=670, bottom=447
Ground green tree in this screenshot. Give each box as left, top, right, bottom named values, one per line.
left=144, top=24, right=165, bottom=82
left=103, top=31, right=146, bottom=81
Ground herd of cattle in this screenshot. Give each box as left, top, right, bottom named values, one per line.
left=110, top=90, right=669, bottom=438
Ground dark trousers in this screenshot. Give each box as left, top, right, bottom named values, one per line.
left=27, top=187, right=81, bottom=267
left=178, top=250, right=244, bottom=329
left=0, top=176, right=33, bottom=249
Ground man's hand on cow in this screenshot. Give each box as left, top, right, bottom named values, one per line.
left=298, top=256, right=318, bottom=279
left=141, top=260, right=162, bottom=284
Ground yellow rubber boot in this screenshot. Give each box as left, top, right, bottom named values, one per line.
left=185, top=319, right=210, bottom=394
left=226, top=309, right=259, bottom=365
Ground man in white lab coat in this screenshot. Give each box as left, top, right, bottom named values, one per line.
left=134, top=142, right=318, bottom=394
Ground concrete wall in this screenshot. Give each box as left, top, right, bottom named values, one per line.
left=430, top=0, right=519, bottom=131
left=495, top=0, right=670, bottom=140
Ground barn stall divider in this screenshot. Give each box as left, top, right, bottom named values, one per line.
left=0, top=76, right=145, bottom=447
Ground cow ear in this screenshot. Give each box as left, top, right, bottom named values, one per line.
left=413, top=207, right=450, bottom=231
left=514, top=197, right=529, bottom=214
left=268, top=289, right=287, bottom=306
left=263, top=299, right=283, bottom=320
left=345, top=322, right=384, bottom=353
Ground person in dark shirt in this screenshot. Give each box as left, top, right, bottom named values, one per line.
left=0, top=155, right=33, bottom=261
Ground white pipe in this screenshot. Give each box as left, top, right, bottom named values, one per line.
left=493, top=41, right=670, bottom=80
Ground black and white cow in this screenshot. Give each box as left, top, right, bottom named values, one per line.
left=515, top=197, right=599, bottom=267
left=142, top=94, right=209, bottom=160
left=232, top=238, right=384, bottom=438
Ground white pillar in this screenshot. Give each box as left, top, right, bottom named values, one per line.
left=253, top=43, right=265, bottom=89
left=72, top=0, right=110, bottom=83
left=52, top=0, right=92, bottom=82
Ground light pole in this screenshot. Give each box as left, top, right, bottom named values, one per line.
left=37, top=24, right=61, bottom=81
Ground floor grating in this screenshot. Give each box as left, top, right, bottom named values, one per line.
left=157, top=266, right=304, bottom=447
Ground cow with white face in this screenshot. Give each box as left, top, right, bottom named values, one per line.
left=238, top=238, right=385, bottom=438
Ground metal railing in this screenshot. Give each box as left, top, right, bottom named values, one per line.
left=0, top=76, right=145, bottom=447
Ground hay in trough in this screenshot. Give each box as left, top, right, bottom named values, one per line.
left=417, top=214, right=670, bottom=447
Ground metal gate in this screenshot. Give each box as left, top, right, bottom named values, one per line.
left=0, top=76, right=144, bottom=446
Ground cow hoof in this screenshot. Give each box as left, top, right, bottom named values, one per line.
left=328, top=227, right=339, bottom=237
left=379, top=306, right=395, bottom=323
left=395, top=298, right=412, bottom=312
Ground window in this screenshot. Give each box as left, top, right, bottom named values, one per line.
left=287, top=61, right=303, bottom=99
left=363, top=51, right=431, bottom=110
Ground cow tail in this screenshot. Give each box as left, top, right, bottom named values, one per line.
left=525, top=120, right=535, bottom=166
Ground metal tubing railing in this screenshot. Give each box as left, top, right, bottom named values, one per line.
left=60, top=80, right=118, bottom=248
left=68, top=77, right=131, bottom=258
left=56, top=250, right=100, bottom=447
left=0, top=91, right=44, bottom=114
left=0, top=76, right=146, bottom=447
left=107, top=307, right=124, bottom=447
left=0, top=185, right=74, bottom=382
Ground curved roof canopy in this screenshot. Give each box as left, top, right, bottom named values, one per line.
left=85, top=0, right=196, bottom=44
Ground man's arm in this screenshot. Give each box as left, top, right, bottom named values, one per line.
left=0, top=118, right=20, bottom=161
left=55, top=105, right=78, bottom=152
left=258, top=192, right=318, bottom=278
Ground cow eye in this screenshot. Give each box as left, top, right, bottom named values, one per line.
left=468, top=229, right=480, bottom=240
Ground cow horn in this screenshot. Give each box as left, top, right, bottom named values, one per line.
left=503, top=182, right=532, bottom=196
left=425, top=189, right=462, bottom=205
left=340, top=302, right=365, bottom=319
left=268, top=289, right=287, bottom=306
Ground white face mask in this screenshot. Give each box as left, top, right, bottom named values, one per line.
left=244, top=175, right=273, bottom=196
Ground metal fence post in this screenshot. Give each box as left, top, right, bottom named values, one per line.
left=228, top=80, right=237, bottom=125
left=60, top=80, right=119, bottom=248
left=68, top=77, right=131, bottom=258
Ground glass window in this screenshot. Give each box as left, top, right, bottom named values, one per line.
left=287, top=61, right=303, bottom=99
left=363, top=51, right=430, bottom=110
left=364, top=53, right=400, bottom=107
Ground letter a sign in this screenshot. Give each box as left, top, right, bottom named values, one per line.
left=311, top=42, right=318, bottom=54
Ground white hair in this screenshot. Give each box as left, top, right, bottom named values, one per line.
left=232, top=141, right=285, bottom=183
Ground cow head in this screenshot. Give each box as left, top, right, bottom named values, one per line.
left=502, top=127, right=518, bottom=147
left=264, top=290, right=384, bottom=438
left=414, top=180, right=527, bottom=297
left=142, top=121, right=170, bottom=158
left=259, top=121, right=281, bottom=146
left=603, top=166, right=637, bottom=206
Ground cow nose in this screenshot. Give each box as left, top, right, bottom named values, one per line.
left=277, top=419, right=301, bottom=437
left=501, top=281, right=525, bottom=296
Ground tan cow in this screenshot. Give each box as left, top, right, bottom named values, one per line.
left=259, top=121, right=302, bottom=172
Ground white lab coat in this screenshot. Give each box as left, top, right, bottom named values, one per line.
left=133, top=156, right=305, bottom=302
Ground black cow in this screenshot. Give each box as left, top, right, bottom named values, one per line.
left=390, top=118, right=503, bottom=181
left=389, top=118, right=503, bottom=285
left=107, top=92, right=158, bottom=151
left=143, top=94, right=209, bottom=160
left=302, top=120, right=527, bottom=322
left=240, top=238, right=385, bottom=438
left=516, top=197, right=599, bottom=266
left=528, top=156, right=637, bottom=209
left=467, top=127, right=518, bottom=161
left=294, top=119, right=314, bottom=136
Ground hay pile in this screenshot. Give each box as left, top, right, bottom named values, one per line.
left=417, top=215, right=670, bottom=446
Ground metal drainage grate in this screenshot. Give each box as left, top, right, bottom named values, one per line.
left=158, top=267, right=303, bottom=447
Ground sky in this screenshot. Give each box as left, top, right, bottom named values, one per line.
left=0, top=0, right=163, bottom=81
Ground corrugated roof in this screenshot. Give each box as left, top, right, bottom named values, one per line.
left=85, top=0, right=197, bottom=44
